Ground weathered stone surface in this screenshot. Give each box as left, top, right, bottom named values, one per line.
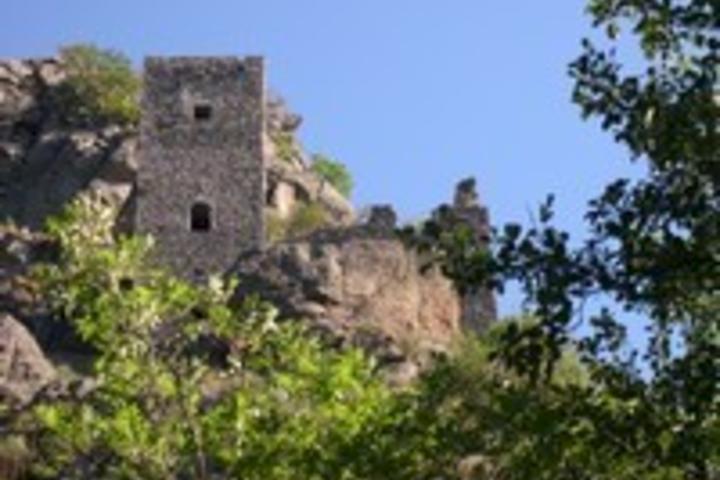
left=136, top=57, right=267, bottom=279
left=5, top=129, right=132, bottom=229
left=0, top=313, right=56, bottom=405
left=266, top=147, right=354, bottom=226
left=450, top=178, right=497, bottom=332
left=366, top=205, right=397, bottom=232
left=267, top=180, right=296, bottom=218
left=37, top=59, right=65, bottom=87
left=267, top=93, right=303, bottom=133
left=233, top=226, right=462, bottom=369
left=0, top=59, right=33, bottom=81
left=0, top=226, right=70, bottom=348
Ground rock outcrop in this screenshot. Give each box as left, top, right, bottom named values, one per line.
left=0, top=313, right=56, bottom=405
left=233, top=215, right=462, bottom=377
left=264, top=93, right=354, bottom=225
left=0, top=225, right=82, bottom=351
left=0, top=225, right=53, bottom=320
left=449, top=178, right=497, bottom=332
left=0, top=57, right=138, bottom=229
left=0, top=58, right=353, bottom=232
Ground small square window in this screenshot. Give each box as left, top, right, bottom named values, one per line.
left=191, top=202, right=212, bottom=232
left=194, top=104, right=213, bottom=121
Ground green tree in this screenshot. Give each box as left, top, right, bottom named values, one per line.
left=312, top=154, right=354, bottom=198
left=400, top=1, right=720, bottom=478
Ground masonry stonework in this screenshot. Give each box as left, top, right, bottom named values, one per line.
left=135, top=56, right=266, bottom=279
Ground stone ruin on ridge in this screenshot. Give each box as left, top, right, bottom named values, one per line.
left=133, top=55, right=497, bottom=330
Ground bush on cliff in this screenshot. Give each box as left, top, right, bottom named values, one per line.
left=56, top=43, right=140, bottom=126
left=311, top=154, right=354, bottom=198
left=267, top=201, right=332, bottom=243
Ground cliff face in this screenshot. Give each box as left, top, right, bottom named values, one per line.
left=0, top=58, right=135, bottom=229
left=233, top=224, right=463, bottom=377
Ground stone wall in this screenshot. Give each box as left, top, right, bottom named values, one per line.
left=136, top=57, right=266, bottom=279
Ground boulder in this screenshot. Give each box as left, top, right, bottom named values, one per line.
left=0, top=313, right=56, bottom=405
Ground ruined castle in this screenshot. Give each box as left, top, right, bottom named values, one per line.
left=0, top=54, right=496, bottom=355
left=133, top=56, right=494, bottom=302
left=134, top=55, right=496, bottom=328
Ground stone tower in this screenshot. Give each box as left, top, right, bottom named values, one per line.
left=136, top=56, right=266, bottom=279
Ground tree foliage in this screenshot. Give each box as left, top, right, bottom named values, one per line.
left=10, top=196, right=396, bottom=479
left=0, top=198, right=591, bottom=480
left=400, top=1, right=720, bottom=477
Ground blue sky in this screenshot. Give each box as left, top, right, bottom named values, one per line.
left=2, top=1, right=645, bottom=319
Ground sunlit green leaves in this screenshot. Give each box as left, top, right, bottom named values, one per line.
left=56, top=43, right=141, bottom=126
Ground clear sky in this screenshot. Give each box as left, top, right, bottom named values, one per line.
left=2, top=0, right=644, bottom=318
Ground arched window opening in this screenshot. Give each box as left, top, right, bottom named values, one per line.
left=191, top=202, right=212, bottom=232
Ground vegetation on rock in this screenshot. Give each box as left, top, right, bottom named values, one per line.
left=56, top=43, right=141, bottom=126
left=272, top=132, right=298, bottom=164
left=4, top=196, right=393, bottom=479
left=284, top=201, right=331, bottom=238
left=266, top=201, right=331, bottom=242
left=311, top=154, right=354, bottom=198
left=0, top=193, right=589, bottom=478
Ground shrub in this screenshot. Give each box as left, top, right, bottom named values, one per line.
left=285, top=201, right=330, bottom=238
left=311, top=154, right=354, bottom=198
left=266, top=201, right=331, bottom=243
left=265, top=210, right=288, bottom=243
left=272, top=132, right=296, bottom=164
left=56, top=43, right=140, bottom=126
